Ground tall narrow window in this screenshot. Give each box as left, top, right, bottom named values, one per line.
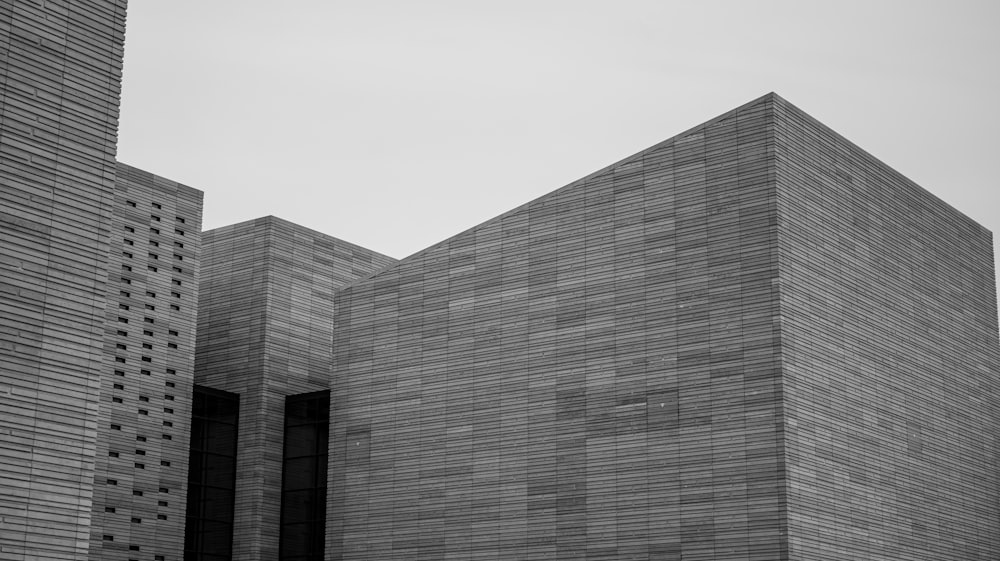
left=279, top=390, right=330, bottom=561
left=184, top=386, right=239, bottom=561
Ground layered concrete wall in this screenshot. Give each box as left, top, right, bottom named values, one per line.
left=88, top=162, right=203, bottom=560
left=0, top=2, right=128, bottom=558
left=329, top=95, right=787, bottom=560
left=772, top=96, right=1000, bottom=559
left=194, top=216, right=394, bottom=560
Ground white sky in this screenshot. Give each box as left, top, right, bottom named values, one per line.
left=117, top=1, right=999, bottom=313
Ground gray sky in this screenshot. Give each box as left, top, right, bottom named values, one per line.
left=117, top=1, right=999, bottom=311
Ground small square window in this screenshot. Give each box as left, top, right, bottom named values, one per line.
left=118, top=317, right=128, bottom=323
left=107, top=479, right=117, bottom=485
left=157, top=514, right=167, bottom=521
left=112, top=397, right=123, bottom=404
left=172, top=279, right=181, bottom=286
left=103, top=535, right=114, bottom=541
left=124, top=239, right=133, bottom=245
left=159, top=487, right=169, bottom=493
left=149, top=253, right=158, bottom=260
left=135, top=463, right=144, bottom=469
left=144, top=330, right=153, bottom=336
left=172, top=266, right=183, bottom=273
left=140, top=369, right=151, bottom=376
left=125, top=226, right=134, bottom=233
left=165, top=395, right=174, bottom=401
left=171, top=292, right=181, bottom=298
left=116, top=343, right=126, bottom=349
left=158, top=500, right=168, bottom=507
left=115, top=357, right=125, bottom=363
left=105, top=507, right=116, bottom=513
left=146, top=291, right=156, bottom=298
left=148, top=265, right=157, bottom=272
left=174, top=241, right=184, bottom=248
left=113, top=383, right=123, bottom=390
left=160, top=460, right=170, bottom=467
left=170, top=304, right=180, bottom=311
left=139, top=396, right=149, bottom=402
left=109, top=451, right=119, bottom=458
left=129, top=545, right=140, bottom=551
left=165, top=382, right=175, bottom=388
left=122, top=265, right=132, bottom=271
left=117, top=330, right=128, bottom=337
left=144, top=317, right=154, bottom=324
left=137, top=436, right=146, bottom=442
left=135, top=449, right=145, bottom=455
left=114, top=370, right=125, bottom=376
left=164, top=408, right=173, bottom=414
left=111, top=424, right=121, bottom=430
left=138, top=409, right=148, bottom=415
left=168, top=342, right=178, bottom=349
left=141, top=356, right=152, bottom=363
left=131, top=516, right=142, bottom=523
left=174, top=254, right=183, bottom=261
left=151, top=215, right=160, bottom=222
left=118, top=304, right=129, bottom=310
left=176, top=216, right=185, bottom=223
left=169, top=330, right=178, bottom=336
left=162, top=434, right=172, bottom=440
left=166, top=368, right=176, bottom=375
left=163, top=421, right=173, bottom=427
left=150, top=240, right=159, bottom=247
left=122, top=251, right=132, bottom=258
left=133, top=490, right=143, bottom=496
left=142, top=343, right=152, bottom=349
left=175, top=229, right=185, bottom=236
left=121, top=277, right=131, bottom=284
left=152, top=202, right=161, bottom=209
left=126, top=200, right=136, bottom=207
left=150, top=227, right=160, bottom=235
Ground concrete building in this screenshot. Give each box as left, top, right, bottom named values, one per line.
left=1, top=2, right=998, bottom=561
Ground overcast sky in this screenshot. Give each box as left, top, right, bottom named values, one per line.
left=116, top=1, right=999, bottom=311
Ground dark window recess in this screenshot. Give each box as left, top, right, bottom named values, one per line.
left=125, top=226, right=134, bottom=233
left=126, top=200, right=136, bottom=207
left=176, top=216, right=185, bottom=223
left=279, top=390, right=330, bottom=561
left=105, top=507, right=116, bottom=513
left=153, top=202, right=162, bottom=209
left=184, top=386, right=240, bottom=561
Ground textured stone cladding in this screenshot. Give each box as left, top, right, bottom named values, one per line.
left=87, top=163, right=204, bottom=560
left=0, top=2, right=127, bottom=559
left=194, top=216, right=395, bottom=560
left=329, top=95, right=787, bottom=560
left=771, top=96, right=1000, bottom=559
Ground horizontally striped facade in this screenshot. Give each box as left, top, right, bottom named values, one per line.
left=0, top=2, right=128, bottom=559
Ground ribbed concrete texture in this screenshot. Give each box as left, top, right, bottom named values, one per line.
left=328, top=93, right=1000, bottom=560
left=0, top=2, right=128, bottom=559
left=88, top=163, right=204, bottom=561
left=193, top=216, right=395, bottom=560
left=771, top=97, right=1000, bottom=559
